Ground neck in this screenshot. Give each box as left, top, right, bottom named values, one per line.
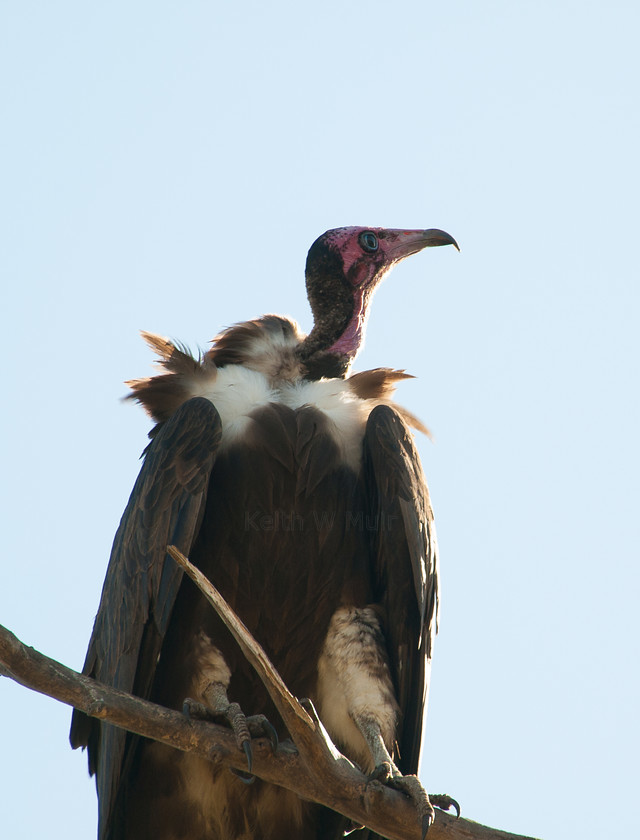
left=298, top=281, right=374, bottom=379
left=296, top=320, right=353, bottom=379
left=297, top=244, right=358, bottom=379
left=325, top=285, right=370, bottom=357
left=299, top=347, right=351, bottom=380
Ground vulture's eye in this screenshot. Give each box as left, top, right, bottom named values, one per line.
left=359, top=231, right=379, bottom=253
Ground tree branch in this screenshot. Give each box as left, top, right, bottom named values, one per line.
left=0, top=617, right=539, bottom=840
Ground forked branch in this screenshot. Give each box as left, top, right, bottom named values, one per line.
left=0, top=551, right=540, bottom=840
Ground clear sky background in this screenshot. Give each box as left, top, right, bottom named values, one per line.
left=1, top=3, right=638, bottom=839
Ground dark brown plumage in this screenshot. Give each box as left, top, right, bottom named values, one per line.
left=70, top=226, right=458, bottom=840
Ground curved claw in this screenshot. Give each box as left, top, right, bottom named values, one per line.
left=262, top=719, right=279, bottom=753
left=430, top=794, right=461, bottom=818
left=230, top=767, right=256, bottom=785
left=422, top=813, right=433, bottom=840
left=229, top=741, right=256, bottom=784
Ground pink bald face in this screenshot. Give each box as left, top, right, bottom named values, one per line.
left=322, top=226, right=458, bottom=289
left=318, top=226, right=458, bottom=359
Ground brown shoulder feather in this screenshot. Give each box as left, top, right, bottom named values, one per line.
left=347, top=368, right=431, bottom=438
left=348, top=368, right=414, bottom=400
left=126, top=331, right=217, bottom=423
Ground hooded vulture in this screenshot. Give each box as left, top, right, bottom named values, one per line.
left=70, top=225, right=458, bottom=840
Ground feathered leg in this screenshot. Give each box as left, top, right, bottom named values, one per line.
left=182, top=632, right=278, bottom=779
left=316, top=606, right=456, bottom=837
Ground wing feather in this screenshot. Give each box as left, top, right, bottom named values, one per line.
left=362, top=404, right=439, bottom=775
left=69, top=397, right=221, bottom=839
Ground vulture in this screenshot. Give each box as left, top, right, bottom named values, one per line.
left=70, top=225, right=458, bottom=840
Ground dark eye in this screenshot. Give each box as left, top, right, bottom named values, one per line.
left=359, top=231, right=379, bottom=253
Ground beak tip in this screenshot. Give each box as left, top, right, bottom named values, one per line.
left=423, top=229, right=460, bottom=252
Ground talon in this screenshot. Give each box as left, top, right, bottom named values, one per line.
left=421, top=812, right=433, bottom=840
left=181, top=688, right=277, bottom=783
left=262, top=719, right=279, bottom=753
left=384, top=772, right=434, bottom=837
left=430, top=794, right=461, bottom=818
left=229, top=767, right=256, bottom=785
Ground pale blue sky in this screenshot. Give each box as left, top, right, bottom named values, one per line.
left=1, top=3, right=638, bottom=839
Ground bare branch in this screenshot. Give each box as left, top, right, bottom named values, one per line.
left=0, top=620, right=539, bottom=840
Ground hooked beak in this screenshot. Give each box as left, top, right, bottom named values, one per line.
left=386, top=228, right=460, bottom=261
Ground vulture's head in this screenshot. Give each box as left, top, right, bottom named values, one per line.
left=300, top=226, right=459, bottom=378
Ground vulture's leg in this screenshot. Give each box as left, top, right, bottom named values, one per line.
left=182, top=633, right=278, bottom=780
left=317, top=606, right=436, bottom=837
left=355, top=716, right=434, bottom=836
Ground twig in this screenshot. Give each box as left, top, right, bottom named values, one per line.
left=167, top=545, right=350, bottom=777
